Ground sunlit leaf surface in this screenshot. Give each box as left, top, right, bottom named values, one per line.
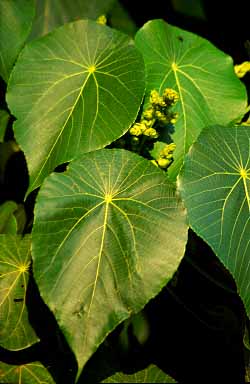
left=7, top=19, right=145, bottom=194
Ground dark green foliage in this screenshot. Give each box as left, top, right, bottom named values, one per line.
left=0, top=1, right=249, bottom=383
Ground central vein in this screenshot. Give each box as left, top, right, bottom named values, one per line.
left=172, top=62, right=187, bottom=154
left=242, top=177, right=250, bottom=212
left=87, top=200, right=109, bottom=316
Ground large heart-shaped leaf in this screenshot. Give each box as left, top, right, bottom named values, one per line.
left=0, top=0, right=35, bottom=82
left=32, top=148, right=187, bottom=376
left=135, top=20, right=247, bottom=179
left=0, top=361, right=55, bottom=383
left=0, top=235, right=38, bottom=350
left=29, top=0, right=115, bottom=40
left=101, top=364, right=176, bottom=383
left=7, top=19, right=145, bottom=194
left=178, top=125, right=250, bottom=315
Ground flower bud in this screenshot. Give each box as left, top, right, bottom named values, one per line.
left=157, top=158, right=172, bottom=168
left=163, top=88, right=179, bottom=105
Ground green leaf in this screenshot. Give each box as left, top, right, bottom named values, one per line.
left=101, top=364, right=177, bottom=383
left=135, top=20, right=247, bottom=180
left=0, top=0, right=35, bottom=82
left=32, top=148, right=187, bottom=376
left=7, top=19, right=145, bottom=195
left=0, top=361, right=55, bottom=383
left=0, top=110, right=10, bottom=142
left=0, top=201, right=18, bottom=234
left=0, top=235, right=38, bottom=350
left=29, top=0, right=115, bottom=40
left=178, top=125, right=250, bottom=316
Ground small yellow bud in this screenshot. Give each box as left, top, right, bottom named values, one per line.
left=155, top=110, right=168, bottom=125
left=131, top=136, right=140, bottom=145
left=169, top=112, right=178, bottom=124
left=234, top=61, right=250, bottom=78
left=142, top=107, right=154, bottom=120
left=157, top=158, right=172, bottom=168
left=96, top=15, right=107, bottom=25
left=141, top=119, right=153, bottom=127
left=160, top=143, right=176, bottom=158
left=129, top=122, right=147, bottom=136
left=163, top=88, right=179, bottom=105
left=150, top=90, right=166, bottom=107
left=144, top=128, right=159, bottom=139
left=167, top=143, right=176, bottom=153
left=150, top=90, right=160, bottom=105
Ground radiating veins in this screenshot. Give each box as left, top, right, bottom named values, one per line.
left=239, top=167, right=250, bottom=211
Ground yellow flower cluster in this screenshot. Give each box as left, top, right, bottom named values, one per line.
left=129, top=122, right=158, bottom=139
left=129, top=88, right=179, bottom=140
left=150, top=88, right=179, bottom=108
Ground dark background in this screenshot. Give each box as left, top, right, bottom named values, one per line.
left=120, top=0, right=250, bottom=63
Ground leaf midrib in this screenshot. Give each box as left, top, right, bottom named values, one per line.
left=29, top=71, right=93, bottom=192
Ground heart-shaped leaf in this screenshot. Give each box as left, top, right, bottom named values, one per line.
left=7, top=19, right=145, bottom=194
left=101, top=364, right=177, bottom=383
left=32, top=148, right=187, bottom=376
left=178, top=125, right=250, bottom=315
left=0, top=361, right=55, bottom=383
left=135, top=20, right=247, bottom=179
left=0, top=235, right=38, bottom=350
left=0, top=0, right=35, bottom=82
